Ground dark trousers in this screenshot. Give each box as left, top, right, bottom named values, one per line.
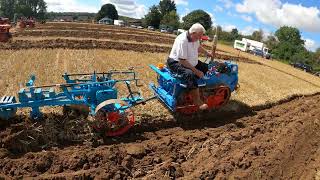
left=167, top=58, right=208, bottom=88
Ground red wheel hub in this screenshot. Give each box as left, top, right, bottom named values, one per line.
left=93, top=109, right=135, bottom=137
left=203, top=86, right=231, bottom=109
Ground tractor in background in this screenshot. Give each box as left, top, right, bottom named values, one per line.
left=18, top=17, right=35, bottom=28
left=0, top=17, right=12, bottom=42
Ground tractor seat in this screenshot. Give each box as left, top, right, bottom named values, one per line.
left=168, top=70, right=206, bottom=88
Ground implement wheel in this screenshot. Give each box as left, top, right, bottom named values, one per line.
left=92, top=100, right=135, bottom=137
left=201, top=85, right=231, bottom=109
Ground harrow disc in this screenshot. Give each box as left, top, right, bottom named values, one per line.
left=92, top=100, right=135, bottom=137
left=202, top=85, right=231, bottom=109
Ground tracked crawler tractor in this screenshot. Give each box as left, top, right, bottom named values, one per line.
left=149, top=28, right=238, bottom=116
left=0, top=17, right=12, bottom=42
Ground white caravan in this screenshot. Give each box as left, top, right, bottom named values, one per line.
left=234, top=40, right=248, bottom=51
left=234, top=38, right=269, bottom=54
left=242, top=38, right=269, bottom=54
left=114, top=20, right=125, bottom=26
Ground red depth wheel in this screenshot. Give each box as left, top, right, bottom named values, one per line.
left=93, top=104, right=135, bottom=137
left=175, top=91, right=198, bottom=115
left=203, top=85, right=231, bottom=109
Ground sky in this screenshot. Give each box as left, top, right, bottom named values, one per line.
left=44, top=0, right=320, bottom=52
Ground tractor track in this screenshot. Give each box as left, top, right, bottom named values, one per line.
left=0, top=94, right=320, bottom=179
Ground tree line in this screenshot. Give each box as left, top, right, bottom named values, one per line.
left=0, top=0, right=47, bottom=21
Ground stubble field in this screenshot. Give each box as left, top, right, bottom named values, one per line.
left=0, top=22, right=320, bottom=179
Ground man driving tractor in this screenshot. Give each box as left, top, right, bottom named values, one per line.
left=167, top=23, right=213, bottom=110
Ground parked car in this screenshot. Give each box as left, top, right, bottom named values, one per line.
left=314, top=71, right=320, bottom=77
left=147, top=26, right=155, bottom=31
left=137, top=26, right=143, bottom=29
left=160, top=28, right=167, bottom=33
left=291, top=62, right=313, bottom=73
left=251, top=48, right=271, bottom=59
left=130, top=25, right=137, bottom=28
left=166, top=28, right=174, bottom=33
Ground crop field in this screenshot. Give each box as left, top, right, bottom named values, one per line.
left=0, top=22, right=320, bottom=179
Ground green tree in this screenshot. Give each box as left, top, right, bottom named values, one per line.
left=251, top=29, right=263, bottom=42
left=96, top=3, right=118, bottom=21
left=158, top=0, right=176, bottom=17
left=264, top=35, right=278, bottom=51
left=0, top=0, right=16, bottom=19
left=275, top=26, right=304, bottom=45
left=230, top=28, right=240, bottom=41
left=272, top=26, right=306, bottom=62
left=160, top=10, right=179, bottom=29
left=0, top=0, right=46, bottom=20
left=315, top=48, right=320, bottom=64
left=144, top=5, right=161, bottom=29
left=182, top=10, right=212, bottom=30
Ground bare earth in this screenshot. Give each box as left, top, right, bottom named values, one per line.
left=1, top=94, right=320, bottom=179
left=1, top=22, right=320, bottom=179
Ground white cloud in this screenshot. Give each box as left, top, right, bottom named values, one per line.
left=173, top=0, right=188, bottom=6
left=304, top=38, right=317, bottom=52
left=236, top=0, right=320, bottom=32
left=180, top=8, right=190, bottom=22
left=240, top=26, right=258, bottom=35
left=45, top=0, right=98, bottom=12
left=222, top=24, right=236, bottom=32
left=101, top=0, right=147, bottom=19
left=227, top=11, right=236, bottom=17
left=214, top=5, right=223, bottom=12
left=205, top=11, right=216, bottom=27
left=218, top=0, right=234, bottom=9
left=240, top=15, right=252, bottom=22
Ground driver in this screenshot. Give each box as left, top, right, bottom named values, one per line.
left=167, top=23, right=213, bottom=110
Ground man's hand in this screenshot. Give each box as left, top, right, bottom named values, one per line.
left=195, top=69, right=204, bottom=78
left=206, top=51, right=213, bottom=58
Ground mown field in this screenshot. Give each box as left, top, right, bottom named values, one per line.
left=0, top=22, right=320, bottom=179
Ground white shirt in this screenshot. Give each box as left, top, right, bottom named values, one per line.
left=169, top=31, right=200, bottom=67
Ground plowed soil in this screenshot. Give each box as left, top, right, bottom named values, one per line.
left=15, top=30, right=175, bottom=44
left=1, top=94, right=320, bottom=179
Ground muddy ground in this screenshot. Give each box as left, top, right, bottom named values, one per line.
left=1, top=94, right=320, bottom=179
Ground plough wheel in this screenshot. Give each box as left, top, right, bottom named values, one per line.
left=201, top=85, right=231, bottom=109
left=92, top=99, right=135, bottom=137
